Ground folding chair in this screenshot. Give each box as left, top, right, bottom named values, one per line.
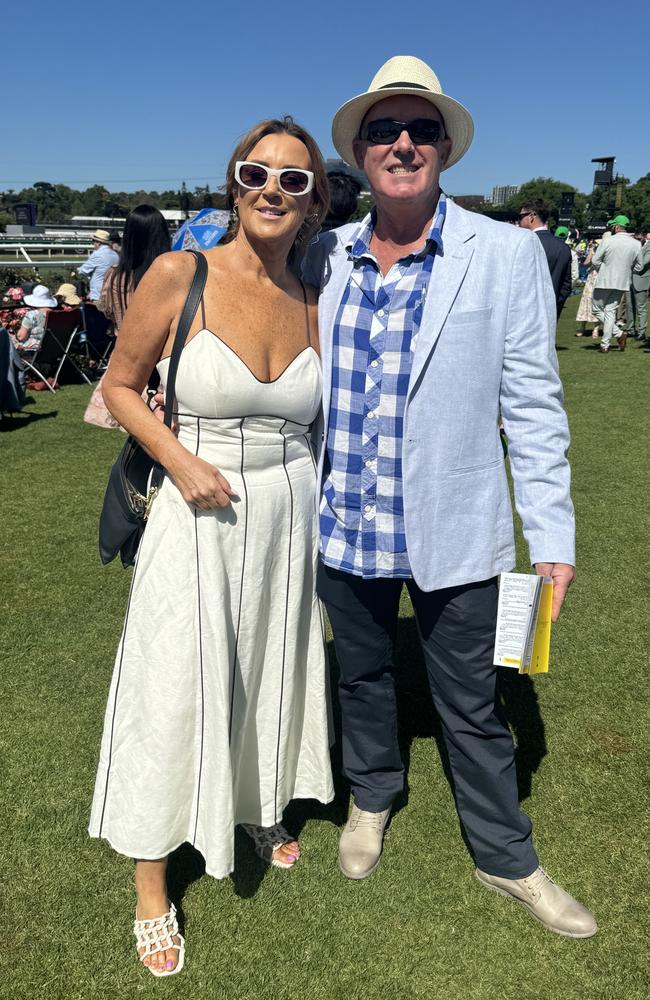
left=18, top=329, right=66, bottom=392
left=19, top=309, right=91, bottom=391
left=80, top=303, right=115, bottom=371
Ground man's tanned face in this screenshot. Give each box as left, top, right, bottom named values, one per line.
left=353, top=95, right=451, bottom=209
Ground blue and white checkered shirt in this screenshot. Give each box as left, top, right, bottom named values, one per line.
left=320, top=195, right=447, bottom=578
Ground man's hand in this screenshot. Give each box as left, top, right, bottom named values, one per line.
left=534, top=562, right=576, bottom=622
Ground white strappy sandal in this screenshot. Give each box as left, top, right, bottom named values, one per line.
left=241, top=822, right=301, bottom=870
left=133, top=901, right=185, bottom=977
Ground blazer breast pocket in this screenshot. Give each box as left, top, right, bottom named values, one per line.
left=446, top=306, right=493, bottom=329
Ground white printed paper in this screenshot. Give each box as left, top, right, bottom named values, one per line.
left=494, top=573, right=541, bottom=668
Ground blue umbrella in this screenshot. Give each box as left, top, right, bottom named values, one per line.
left=172, top=208, right=230, bottom=251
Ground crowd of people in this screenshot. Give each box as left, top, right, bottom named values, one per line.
left=5, top=50, right=649, bottom=982
left=579, top=219, right=649, bottom=352
left=513, top=200, right=649, bottom=351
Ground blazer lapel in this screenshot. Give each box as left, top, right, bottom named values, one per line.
left=409, top=202, right=475, bottom=396
left=318, top=235, right=354, bottom=423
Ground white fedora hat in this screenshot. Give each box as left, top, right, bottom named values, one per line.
left=92, top=228, right=111, bottom=244
left=332, top=55, right=474, bottom=170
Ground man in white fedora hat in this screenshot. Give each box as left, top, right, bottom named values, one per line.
left=303, top=55, right=596, bottom=938
left=76, top=228, right=119, bottom=302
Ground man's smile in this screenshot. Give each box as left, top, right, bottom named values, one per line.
left=386, top=164, right=420, bottom=174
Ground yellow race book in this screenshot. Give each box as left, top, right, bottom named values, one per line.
left=493, top=573, right=553, bottom=675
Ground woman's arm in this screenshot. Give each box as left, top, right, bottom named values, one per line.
left=103, top=252, right=234, bottom=509
left=15, top=311, right=37, bottom=343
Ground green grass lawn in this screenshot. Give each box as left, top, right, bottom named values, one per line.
left=1, top=297, right=648, bottom=999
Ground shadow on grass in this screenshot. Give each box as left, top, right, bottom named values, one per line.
left=166, top=615, right=547, bottom=911
left=387, top=617, right=547, bottom=860
left=0, top=409, right=58, bottom=430
left=391, top=616, right=546, bottom=801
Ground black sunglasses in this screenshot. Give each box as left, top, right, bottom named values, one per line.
left=361, top=118, right=446, bottom=145
left=517, top=212, right=533, bottom=220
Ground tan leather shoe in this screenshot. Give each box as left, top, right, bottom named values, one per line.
left=338, top=804, right=391, bottom=880
left=475, top=866, right=597, bottom=938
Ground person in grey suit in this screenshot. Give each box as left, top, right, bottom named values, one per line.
left=303, top=55, right=597, bottom=939
left=625, top=232, right=650, bottom=343
left=591, top=215, right=643, bottom=352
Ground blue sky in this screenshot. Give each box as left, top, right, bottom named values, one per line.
left=4, top=0, right=648, bottom=198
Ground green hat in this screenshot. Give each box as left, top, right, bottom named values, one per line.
left=554, top=226, right=569, bottom=238
left=607, top=214, right=630, bottom=227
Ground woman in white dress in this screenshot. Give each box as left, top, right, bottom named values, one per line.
left=89, top=118, right=334, bottom=977
left=575, top=241, right=602, bottom=338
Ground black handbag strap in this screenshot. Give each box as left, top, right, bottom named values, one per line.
left=163, top=249, right=208, bottom=428
left=150, top=249, right=208, bottom=490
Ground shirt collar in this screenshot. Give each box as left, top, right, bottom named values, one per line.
left=346, top=191, right=447, bottom=262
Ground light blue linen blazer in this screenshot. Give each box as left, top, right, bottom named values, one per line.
left=303, top=198, right=575, bottom=592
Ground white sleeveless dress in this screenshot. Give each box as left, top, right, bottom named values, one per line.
left=89, top=327, right=334, bottom=879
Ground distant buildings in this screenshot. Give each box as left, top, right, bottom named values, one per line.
left=491, top=184, right=520, bottom=206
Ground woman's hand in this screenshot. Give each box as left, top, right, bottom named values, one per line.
left=170, top=452, right=235, bottom=510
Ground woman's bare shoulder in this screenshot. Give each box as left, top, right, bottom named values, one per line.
left=146, top=250, right=196, bottom=284
left=128, top=252, right=198, bottom=312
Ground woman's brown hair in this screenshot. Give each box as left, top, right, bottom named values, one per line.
left=223, top=116, right=330, bottom=258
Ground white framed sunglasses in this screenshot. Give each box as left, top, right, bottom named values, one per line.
left=235, top=160, right=314, bottom=196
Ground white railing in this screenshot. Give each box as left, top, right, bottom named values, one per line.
left=0, top=242, right=91, bottom=261
left=0, top=259, right=86, bottom=268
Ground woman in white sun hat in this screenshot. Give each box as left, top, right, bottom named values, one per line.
left=13, top=284, right=57, bottom=350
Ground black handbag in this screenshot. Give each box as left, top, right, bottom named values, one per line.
left=98, top=250, right=208, bottom=567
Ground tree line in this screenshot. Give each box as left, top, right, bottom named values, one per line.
left=476, top=173, right=650, bottom=230
left=0, top=182, right=228, bottom=227
left=1, top=173, right=648, bottom=230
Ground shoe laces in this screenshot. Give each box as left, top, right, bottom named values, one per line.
left=349, top=807, right=387, bottom=832
left=523, top=867, right=554, bottom=897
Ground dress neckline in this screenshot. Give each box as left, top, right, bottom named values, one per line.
left=158, top=328, right=318, bottom=385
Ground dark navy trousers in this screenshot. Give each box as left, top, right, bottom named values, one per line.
left=317, top=563, right=538, bottom=879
